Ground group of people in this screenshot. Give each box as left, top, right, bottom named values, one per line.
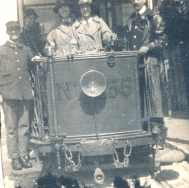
left=0, top=0, right=166, bottom=170
left=47, top=0, right=117, bottom=56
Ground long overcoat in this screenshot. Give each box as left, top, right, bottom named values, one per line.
left=73, top=15, right=113, bottom=52
left=22, top=23, right=46, bottom=56
left=123, top=9, right=167, bottom=117
left=47, top=19, right=77, bottom=57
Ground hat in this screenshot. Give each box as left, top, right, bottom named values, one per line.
left=53, top=0, right=72, bottom=13
left=78, top=0, right=92, bottom=5
left=6, top=21, right=20, bottom=29
left=24, top=8, right=38, bottom=18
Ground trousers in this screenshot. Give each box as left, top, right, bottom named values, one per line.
left=3, top=100, right=31, bottom=159
left=145, top=56, right=164, bottom=117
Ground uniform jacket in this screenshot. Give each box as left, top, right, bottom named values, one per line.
left=47, top=18, right=77, bottom=57
left=73, top=15, right=113, bottom=51
left=123, top=8, right=166, bottom=54
left=123, top=8, right=167, bottom=117
left=0, top=41, right=33, bottom=100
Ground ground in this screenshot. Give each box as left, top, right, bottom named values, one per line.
left=0, top=116, right=189, bottom=188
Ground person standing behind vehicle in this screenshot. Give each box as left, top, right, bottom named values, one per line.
left=46, top=0, right=78, bottom=57
left=122, top=0, right=166, bottom=118
left=22, top=8, right=46, bottom=56
left=73, top=0, right=117, bottom=53
left=0, top=21, right=34, bottom=170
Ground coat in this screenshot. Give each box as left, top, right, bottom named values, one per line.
left=73, top=16, right=113, bottom=52
left=0, top=41, right=33, bottom=100
left=47, top=19, right=77, bottom=57
left=123, top=8, right=166, bottom=52
left=22, top=23, right=46, bottom=56
left=123, top=8, right=167, bottom=117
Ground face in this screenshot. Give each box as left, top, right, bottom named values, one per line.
left=80, top=4, right=91, bottom=18
left=24, top=15, right=37, bottom=29
left=58, top=5, right=70, bottom=19
left=131, top=0, right=146, bottom=11
left=7, top=26, right=21, bottom=41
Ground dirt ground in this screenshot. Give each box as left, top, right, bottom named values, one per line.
left=1, top=113, right=189, bottom=188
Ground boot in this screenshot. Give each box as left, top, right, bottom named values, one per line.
left=12, top=158, right=22, bottom=170
left=19, top=156, right=32, bottom=168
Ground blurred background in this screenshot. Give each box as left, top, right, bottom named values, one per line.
left=0, top=0, right=17, bottom=45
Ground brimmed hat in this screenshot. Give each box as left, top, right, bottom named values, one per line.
left=6, top=21, right=20, bottom=30
left=53, top=0, right=72, bottom=13
left=24, top=8, right=38, bottom=18
left=78, top=0, right=93, bottom=5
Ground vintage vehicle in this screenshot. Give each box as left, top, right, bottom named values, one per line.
left=17, top=0, right=166, bottom=183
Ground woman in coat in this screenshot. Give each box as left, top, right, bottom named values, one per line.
left=73, top=0, right=117, bottom=53
left=46, top=0, right=77, bottom=57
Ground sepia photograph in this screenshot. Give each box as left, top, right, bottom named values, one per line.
left=0, top=0, right=189, bottom=187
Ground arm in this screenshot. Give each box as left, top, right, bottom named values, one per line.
left=148, top=14, right=167, bottom=50
left=122, top=17, right=133, bottom=51
left=99, top=18, right=113, bottom=41
left=99, top=18, right=117, bottom=42
left=122, top=25, right=130, bottom=51
left=46, top=31, right=56, bottom=48
left=28, top=47, right=34, bottom=61
left=140, top=14, right=167, bottom=54
left=38, top=23, right=47, bottom=43
left=43, top=31, right=57, bottom=56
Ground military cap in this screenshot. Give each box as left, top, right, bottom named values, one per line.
left=6, top=21, right=20, bottom=29
left=53, top=0, right=72, bottom=13
left=78, top=0, right=92, bottom=5
left=24, top=8, right=38, bottom=18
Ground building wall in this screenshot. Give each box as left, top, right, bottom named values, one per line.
left=122, top=3, right=134, bottom=26
left=0, top=0, right=17, bottom=45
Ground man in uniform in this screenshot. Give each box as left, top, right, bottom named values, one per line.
left=46, top=0, right=78, bottom=57
left=123, top=0, right=166, bottom=118
left=73, top=0, right=117, bottom=53
left=0, top=21, right=33, bottom=170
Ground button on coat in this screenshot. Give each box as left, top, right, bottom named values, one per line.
left=73, top=16, right=113, bottom=51
left=0, top=41, right=33, bottom=100
left=47, top=20, right=77, bottom=57
left=122, top=8, right=167, bottom=117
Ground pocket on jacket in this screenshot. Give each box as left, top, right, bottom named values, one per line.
left=0, top=74, right=12, bottom=85
left=1, top=58, right=11, bottom=73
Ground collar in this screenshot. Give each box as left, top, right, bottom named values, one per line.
left=133, top=6, right=153, bottom=21
left=6, top=40, right=23, bottom=49
left=61, top=18, right=71, bottom=24
left=8, top=40, right=16, bottom=44
left=138, top=5, right=147, bottom=15
left=82, top=17, right=92, bottom=25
